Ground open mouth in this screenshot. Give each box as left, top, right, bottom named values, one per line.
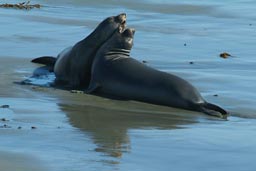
left=118, top=13, right=126, bottom=33
left=121, top=19, right=126, bottom=26
left=120, top=20, right=126, bottom=32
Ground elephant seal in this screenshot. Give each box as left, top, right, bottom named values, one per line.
left=31, top=13, right=126, bottom=89
left=87, top=27, right=228, bottom=118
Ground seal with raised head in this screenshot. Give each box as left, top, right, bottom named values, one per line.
left=87, top=27, right=228, bottom=118
left=31, top=13, right=126, bottom=89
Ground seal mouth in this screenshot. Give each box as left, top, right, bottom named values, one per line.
left=119, top=14, right=126, bottom=33
left=120, top=17, right=126, bottom=32
left=118, top=13, right=126, bottom=22
left=119, top=21, right=126, bottom=33
left=121, top=20, right=126, bottom=26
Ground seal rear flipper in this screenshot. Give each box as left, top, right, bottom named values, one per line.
left=31, top=56, right=56, bottom=67
left=86, top=83, right=101, bottom=94
left=199, top=103, right=228, bottom=119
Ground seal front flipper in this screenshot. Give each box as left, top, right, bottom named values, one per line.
left=31, top=56, right=56, bottom=67
left=86, top=83, right=101, bottom=94
left=199, top=103, right=228, bottom=119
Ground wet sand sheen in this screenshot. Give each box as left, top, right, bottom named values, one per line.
left=0, top=151, right=48, bottom=171
left=1, top=55, right=256, bottom=170
left=0, top=56, right=218, bottom=170
left=0, top=57, right=254, bottom=170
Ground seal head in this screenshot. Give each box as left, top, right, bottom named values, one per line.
left=94, top=27, right=135, bottom=60
left=32, top=13, right=127, bottom=89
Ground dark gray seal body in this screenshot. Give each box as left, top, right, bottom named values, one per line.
left=87, top=27, right=228, bottom=118
left=32, top=13, right=126, bottom=89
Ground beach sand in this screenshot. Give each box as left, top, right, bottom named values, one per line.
left=1, top=54, right=256, bottom=170
left=0, top=151, right=47, bottom=171
left=0, top=56, right=215, bottom=170
left=1, top=0, right=256, bottom=170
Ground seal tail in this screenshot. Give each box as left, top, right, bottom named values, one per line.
left=199, top=102, right=228, bottom=119
left=31, top=56, right=56, bottom=67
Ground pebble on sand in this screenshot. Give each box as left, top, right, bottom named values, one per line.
left=219, top=52, right=232, bottom=59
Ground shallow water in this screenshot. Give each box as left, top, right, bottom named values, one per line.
left=1, top=0, right=256, bottom=170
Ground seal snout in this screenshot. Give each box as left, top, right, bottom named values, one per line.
left=123, top=28, right=135, bottom=37
left=117, top=13, right=126, bottom=25
left=130, top=28, right=135, bottom=35
left=116, top=13, right=126, bottom=33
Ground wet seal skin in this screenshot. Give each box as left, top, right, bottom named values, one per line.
left=87, top=27, right=228, bottom=119
left=31, top=13, right=126, bottom=89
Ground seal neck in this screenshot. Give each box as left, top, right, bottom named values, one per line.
left=79, top=27, right=107, bottom=48
left=107, top=48, right=130, bottom=56
left=104, top=48, right=131, bottom=60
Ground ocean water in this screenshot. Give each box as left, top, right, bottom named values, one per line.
left=1, top=0, right=256, bottom=171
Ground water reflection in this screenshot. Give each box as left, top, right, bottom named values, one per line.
left=60, top=102, right=200, bottom=158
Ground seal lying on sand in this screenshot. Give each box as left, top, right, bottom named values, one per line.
left=87, top=27, right=228, bottom=118
left=31, top=13, right=126, bottom=89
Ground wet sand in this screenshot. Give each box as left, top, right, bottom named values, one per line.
left=0, top=151, right=47, bottom=171
left=0, top=56, right=204, bottom=170
left=1, top=55, right=256, bottom=170
left=1, top=0, right=256, bottom=170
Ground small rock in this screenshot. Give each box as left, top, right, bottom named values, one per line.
left=0, top=105, right=10, bottom=108
left=70, top=90, right=84, bottom=94
left=0, top=124, right=11, bottom=128
left=31, top=126, right=37, bottom=129
left=213, top=94, right=218, bottom=97
left=184, top=43, right=187, bottom=46
left=219, top=52, right=231, bottom=59
left=142, top=60, right=148, bottom=63
left=189, top=61, right=194, bottom=64
left=17, top=126, right=22, bottom=129
left=1, top=118, right=8, bottom=122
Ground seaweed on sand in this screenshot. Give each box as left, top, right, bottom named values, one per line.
left=0, top=1, right=41, bottom=10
